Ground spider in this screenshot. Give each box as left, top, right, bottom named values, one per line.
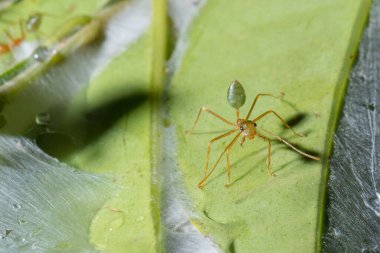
left=187, top=80, right=320, bottom=189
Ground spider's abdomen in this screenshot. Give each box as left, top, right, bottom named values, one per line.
left=227, top=80, right=246, bottom=109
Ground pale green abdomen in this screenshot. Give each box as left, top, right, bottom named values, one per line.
left=227, top=80, right=246, bottom=109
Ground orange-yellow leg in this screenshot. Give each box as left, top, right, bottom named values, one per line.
left=198, top=132, right=241, bottom=189
left=18, top=19, right=26, bottom=41
left=187, top=107, right=234, bottom=135
left=240, top=136, right=246, bottom=147
left=253, top=110, right=304, bottom=137
left=4, top=30, right=13, bottom=44
left=203, top=129, right=237, bottom=177
left=265, top=137, right=273, bottom=176
left=258, top=134, right=274, bottom=176
left=225, top=144, right=233, bottom=187
left=245, top=93, right=283, bottom=120
left=260, top=127, right=320, bottom=161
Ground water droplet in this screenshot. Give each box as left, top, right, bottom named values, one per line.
left=32, top=46, right=51, bottom=62
left=13, top=203, right=21, bottom=209
left=108, top=212, right=125, bottom=231
left=17, top=215, right=26, bottom=225
left=5, top=229, right=13, bottom=237
left=136, top=216, right=144, bottom=222
left=35, top=113, right=50, bottom=126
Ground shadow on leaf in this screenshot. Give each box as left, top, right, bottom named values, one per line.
left=36, top=87, right=151, bottom=159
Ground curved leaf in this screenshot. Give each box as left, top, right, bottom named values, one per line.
left=169, top=0, right=370, bottom=252
left=65, top=32, right=157, bottom=252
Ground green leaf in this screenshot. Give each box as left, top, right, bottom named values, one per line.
left=61, top=31, right=157, bottom=253
left=169, top=0, right=370, bottom=252
left=0, top=0, right=122, bottom=96
left=0, top=0, right=156, bottom=252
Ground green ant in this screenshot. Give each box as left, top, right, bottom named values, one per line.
left=187, top=80, right=320, bottom=189
left=0, top=3, right=75, bottom=55
left=0, top=11, right=54, bottom=55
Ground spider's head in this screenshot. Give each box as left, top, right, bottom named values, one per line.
left=237, top=120, right=257, bottom=139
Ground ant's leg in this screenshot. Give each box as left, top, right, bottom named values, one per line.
left=253, top=110, right=304, bottom=137
left=198, top=132, right=241, bottom=189
left=18, top=20, right=26, bottom=40
left=203, top=129, right=237, bottom=176
left=4, top=30, right=14, bottom=43
left=267, top=139, right=272, bottom=176
left=258, top=134, right=274, bottom=176
left=225, top=144, right=234, bottom=187
left=259, top=127, right=320, bottom=161
left=240, top=136, right=246, bottom=147
left=187, top=107, right=234, bottom=134
left=245, top=93, right=283, bottom=120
